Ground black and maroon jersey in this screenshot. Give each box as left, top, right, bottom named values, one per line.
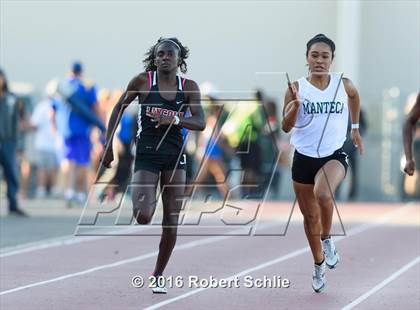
left=136, top=71, right=188, bottom=154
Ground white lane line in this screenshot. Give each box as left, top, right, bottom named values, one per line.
left=0, top=219, right=279, bottom=258
left=341, top=256, right=420, bottom=310
left=0, top=235, right=104, bottom=258
left=1, top=235, right=77, bottom=253
left=0, top=225, right=255, bottom=296
left=0, top=214, right=296, bottom=257
left=0, top=204, right=411, bottom=298
left=0, top=251, right=159, bottom=296
left=5, top=202, right=414, bottom=258
left=145, top=247, right=311, bottom=310
left=0, top=226, right=151, bottom=258
left=144, top=205, right=413, bottom=310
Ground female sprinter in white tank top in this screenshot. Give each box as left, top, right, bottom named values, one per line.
left=282, top=34, right=364, bottom=293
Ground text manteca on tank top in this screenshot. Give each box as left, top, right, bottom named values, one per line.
left=290, top=73, right=349, bottom=158
left=136, top=71, right=188, bottom=154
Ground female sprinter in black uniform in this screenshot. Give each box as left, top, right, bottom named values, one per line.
left=282, top=34, right=364, bottom=293
left=102, top=37, right=205, bottom=293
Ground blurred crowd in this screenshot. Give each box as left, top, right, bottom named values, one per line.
left=0, top=62, right=292, bottom=217
left=4, top=62, right=414, bottom=217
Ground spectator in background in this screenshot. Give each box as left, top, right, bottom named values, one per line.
left=221, top=92, right=264, bottom=197
left=193, top=102, right=231, bottom=198
left=337, top=109, right=367, bottom=200
left=186, top=83, right=231, bottom=198
left=30, top=80, right=62, bottom=198
left=257, top=89, right=282, bottom=199
left=89, top=88, right=111, bottom=186
left=0, top=68, right=27, bottom=216
left=100, top=106, right=137, bottom=201
left=55, top=62, right=102, bottom=206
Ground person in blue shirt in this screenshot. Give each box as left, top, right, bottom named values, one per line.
left=55, top=62, right=102, bottom=206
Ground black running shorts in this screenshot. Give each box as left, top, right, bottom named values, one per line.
left=292, top=148, right=349, bottom=184
left=134, top=152, right=187, bottom=174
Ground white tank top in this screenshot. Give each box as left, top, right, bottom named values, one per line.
left=290, top=73, right=349, bottom=158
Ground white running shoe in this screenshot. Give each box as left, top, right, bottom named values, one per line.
left=322, top=238, right=340, bottom=269
left=312, top=260, right=326, bottom=293
left=150, top=276, right=167, bottom=294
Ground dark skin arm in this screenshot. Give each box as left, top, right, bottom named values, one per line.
left=403, top=93, right=420, bottom=176
left=146, top=79, right=205, bottom=131
left=281, top=81, right=299, bottom=133
left=102, top=73, right=148, bottom=168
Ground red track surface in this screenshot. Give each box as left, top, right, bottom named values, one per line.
left=0, top=202, right=419, bottom=310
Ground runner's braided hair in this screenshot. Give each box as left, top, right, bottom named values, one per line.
left=143, top=37, right=189, bottom=74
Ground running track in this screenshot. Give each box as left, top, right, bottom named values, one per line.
left=0, top=201, right=419, bottom=310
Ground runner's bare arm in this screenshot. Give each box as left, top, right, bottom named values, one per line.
left=402, top=93, right=420, bottom=175
left=179, top=79, right=205, bottom=131
left=343, top=78, right=364, bottom=155
left=282, top=81, right=299, bottom=133
left=102, top=73, right=147, bottom=167
left=105, top=74, right=145, bottom=145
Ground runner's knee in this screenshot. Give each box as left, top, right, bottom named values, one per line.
left=304, top=213, right=320, bottom=226
left=314, top=190, right=333, bottom=207
left=133, top=205, right=154, bottom=224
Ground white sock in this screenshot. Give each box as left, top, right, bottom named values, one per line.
left=64, top=189, right=74, bottom=200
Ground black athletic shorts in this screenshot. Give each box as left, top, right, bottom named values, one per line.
left=292, top=148, right=349, bottom=184
left=134, top=152, right=187, bottom=174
